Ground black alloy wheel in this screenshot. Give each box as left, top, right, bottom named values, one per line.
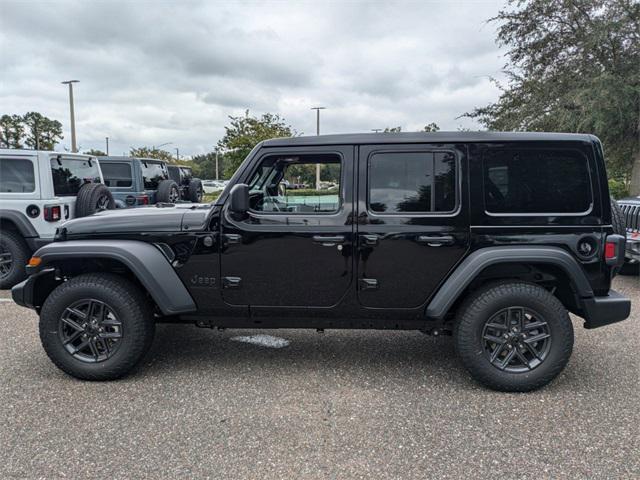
left=58, top=299, right=123, bottom=363
left=169, top=186, right=180, bottom=203
left=0, top=247, right=12, bottom=280
left=482, top=307, right=551, bottom=372
left=96, top=194, right=112, bottom=212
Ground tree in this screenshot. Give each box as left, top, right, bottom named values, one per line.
left=0, top=114, right=25, bottom=148
left=129, top=146, right=175, bottom=163
left=23, top=112, right=63, bottom=150
left=423, top=122, right=440, bottom=132
left=383, top=126, right=402, bottom=132
left=465, top=0, right=640, bottom=194
left=217, top=110, right=295, bottom=177
left=84, top=149, right=107, bottom=156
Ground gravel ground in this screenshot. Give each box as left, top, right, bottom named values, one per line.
left=0, top=276, right=638, bottom=479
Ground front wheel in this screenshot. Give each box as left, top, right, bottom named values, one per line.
left=454, top=282, right=574, bottom=392
left=39, top=273, right=155, bottom=380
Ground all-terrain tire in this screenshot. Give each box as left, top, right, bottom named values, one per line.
left=0, top=229, right=30, bottom=289
left=75, top=182, right=116, bottom=217
left=39, top=273, right=155, bottom=380
left=188, top=178, right=203, bottom=202
left=156, top=179, right=180, bottom=203
left=454, top=282, right=574, bottom=392
left=610, top=196, right=626, bottom=236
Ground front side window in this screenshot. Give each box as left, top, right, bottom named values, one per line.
left=101, top=162, right=133, bottom=187
left=141, top=161, right=167, bottom=190
left=483, top=149, right=592, bottom=214
left=368, top=151, right=457, bottom=214
left=50, top=157, right=101, bottom=196
left=249, top=153, right=341, bottom=214
left=0, top=157, right=35, bottom=193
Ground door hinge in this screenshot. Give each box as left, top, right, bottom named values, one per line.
left=359, top=278, right=379, bottom=291
left=222, top=277, right=242, bottom=289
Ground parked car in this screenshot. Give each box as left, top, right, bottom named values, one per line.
left=99, top=157, right=181, bottom=207
left=12, top=132, right=631, bottom=391
left=202, top=180, right=225, bottom=194
left=167, top=165, right=203, bottom=202
left=617, top=195, right=640, bottom=274
left=0, top=150, right=114, bottom=288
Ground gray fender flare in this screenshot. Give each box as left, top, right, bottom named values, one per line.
left=426, top=246, right=594, bottom=319
left=33, top=240, right=196, bottom=315
left=0, top=209, right=38, bottom=238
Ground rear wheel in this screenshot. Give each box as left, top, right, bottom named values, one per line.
left=0, top=229, right=30, bottom=289
left=39, top=273, right=155, bottom=380
left=187, top=178, right=203, bottom=202
left=454, top=282, right=573, bottom=392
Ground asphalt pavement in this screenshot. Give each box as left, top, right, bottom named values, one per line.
left=1, top=275, right=638, bottom=479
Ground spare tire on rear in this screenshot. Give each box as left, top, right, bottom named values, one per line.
left=188, top=178, right=203, bottom=203
left=75, top=183, right=115, bottom=217
left=156, top=179, right=180, bottom=203
left=610, top=196, right=626, bottom=235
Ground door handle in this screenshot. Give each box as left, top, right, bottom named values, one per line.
left=313, top=235, right=345, bottom=245
left=417, top=235, right=455, bottom=247
left=361, top=234, right=379, bottom=246
left=223, top=234, right=242, bottom=245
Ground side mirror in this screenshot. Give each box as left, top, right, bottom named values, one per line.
left=229, top=183, right=249, bottom=215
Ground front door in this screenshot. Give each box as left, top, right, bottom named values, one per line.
left=220, top=146, right=354, bottom=310
left=356, top=143, right=469, bottom=309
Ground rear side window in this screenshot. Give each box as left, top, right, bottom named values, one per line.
left=483, top=149, right=592, bottom=214
left=368, top=151, right=457, bottom=214
left=0, top=157, right=35, bottom=193
left=50, top=157, right=101, bottom=196
left=101, top=162, right=133, bottom=187
left=141, top=161, right=167, bottom=190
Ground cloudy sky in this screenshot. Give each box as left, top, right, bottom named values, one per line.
left=1, top=0, right=507, bottom=157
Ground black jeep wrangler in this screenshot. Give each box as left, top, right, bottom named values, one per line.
left=167, top=165, right=204, bottom=203
left=12, top=132, right=631, bottom=391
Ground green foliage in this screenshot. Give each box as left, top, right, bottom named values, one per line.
left=217, top=110, right=295, bottom=177
left=465, top=0, right=640, bottom=190
left=0, top=112, right=63, bottom=150
left=191, top=151, right=230, bottom=180
left=384, top=126, right=402, bottom=132
left=285, top=188, right=339, bottom=196
left=84, top=149, right=107, bottom=156
left=129, top=146, right=175, bottom=163
left=423, top=122, right=440, bottom=132
left=609, top=178, right=630, bottom=199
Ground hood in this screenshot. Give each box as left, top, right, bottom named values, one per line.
left=59, top=203, right=213, bottom=237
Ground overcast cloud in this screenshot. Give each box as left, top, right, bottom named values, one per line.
left=0, top=0, right=506, bottom=157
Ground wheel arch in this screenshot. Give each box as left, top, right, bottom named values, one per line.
left=426, top=246, right=594, bottom=320
left=31, top=240, right=196, bottom=316
left=0, top=209, right=38, bottom=238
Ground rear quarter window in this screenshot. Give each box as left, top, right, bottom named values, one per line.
left=483, top=148, right=593, bottom=214
left=0, top=157, right=35, bottom=193
left=101, top=162, right=133, bottom=188
left=50, top=157, right=101, bottom=196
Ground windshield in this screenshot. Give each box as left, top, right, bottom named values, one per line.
left=141, top=161, right=167, bottom=190
left=50, top=157, right=101, bottom=196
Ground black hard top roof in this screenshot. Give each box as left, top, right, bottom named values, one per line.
left=262, top=131, right=597, bottom=147
left=99, top=156, right=166, bottom=163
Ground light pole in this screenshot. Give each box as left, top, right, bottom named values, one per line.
left=61, top=80, right=79, bottom=152
left=153, top=142, right=172, bottom=150
left=175, top=147, right=179, bottom=162
left=311, top=106, right=326, bottom=189
left=105, top=136, right=109, bottom=155
left=215, top=147, right=220, bottom=180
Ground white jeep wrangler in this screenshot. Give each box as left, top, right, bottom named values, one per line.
left=0, top=149, right=114, bottom=288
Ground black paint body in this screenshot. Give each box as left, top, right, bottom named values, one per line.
left=36, top=133, right=626, bottom=330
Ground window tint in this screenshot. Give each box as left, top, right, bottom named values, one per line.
left=101, top=162, right=133, bottom=187
left=0, top=158, right=35, bottom=193
left=483, top=149, right=592, bottom=214
left=249, top=154, right=341, bottom=214
left=50, top=157, right=101, bottom=196
left=368, top=151, right=456, bottom=213
left=141, top=161, right=167, bottom=190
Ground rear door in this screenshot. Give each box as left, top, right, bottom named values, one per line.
left=356, top=143, right=470, bottom=309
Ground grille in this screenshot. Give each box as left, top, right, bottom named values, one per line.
left=620, top=203, right=640, bottom=232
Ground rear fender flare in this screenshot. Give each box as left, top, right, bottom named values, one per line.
left=426, top=246, right=594, bottom=319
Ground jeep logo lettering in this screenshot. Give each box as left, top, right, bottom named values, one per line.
left=190, top=275, right=216, bottom=287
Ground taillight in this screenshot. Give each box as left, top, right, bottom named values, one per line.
left=137, top=195, right=149, bottom=205
left=605, top=241, right=616, bottom=260
left=43, top=205, right=62, bottom=222
left=604, top=235, right=625, bottom=267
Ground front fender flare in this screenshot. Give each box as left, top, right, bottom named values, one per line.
left=426, top=246, right=594, bottom=320
left=32, top=240, right=196, bottom=315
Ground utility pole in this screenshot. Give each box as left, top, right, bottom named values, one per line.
left=311, top=106, right=326, bottom=190
left=105, top=137, right=109, bottom=155
left=175, top=147, right=179, bottom=162
left=61, top=80, right=79, bottom=152
left=215, top=148, right=219, bottom=180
